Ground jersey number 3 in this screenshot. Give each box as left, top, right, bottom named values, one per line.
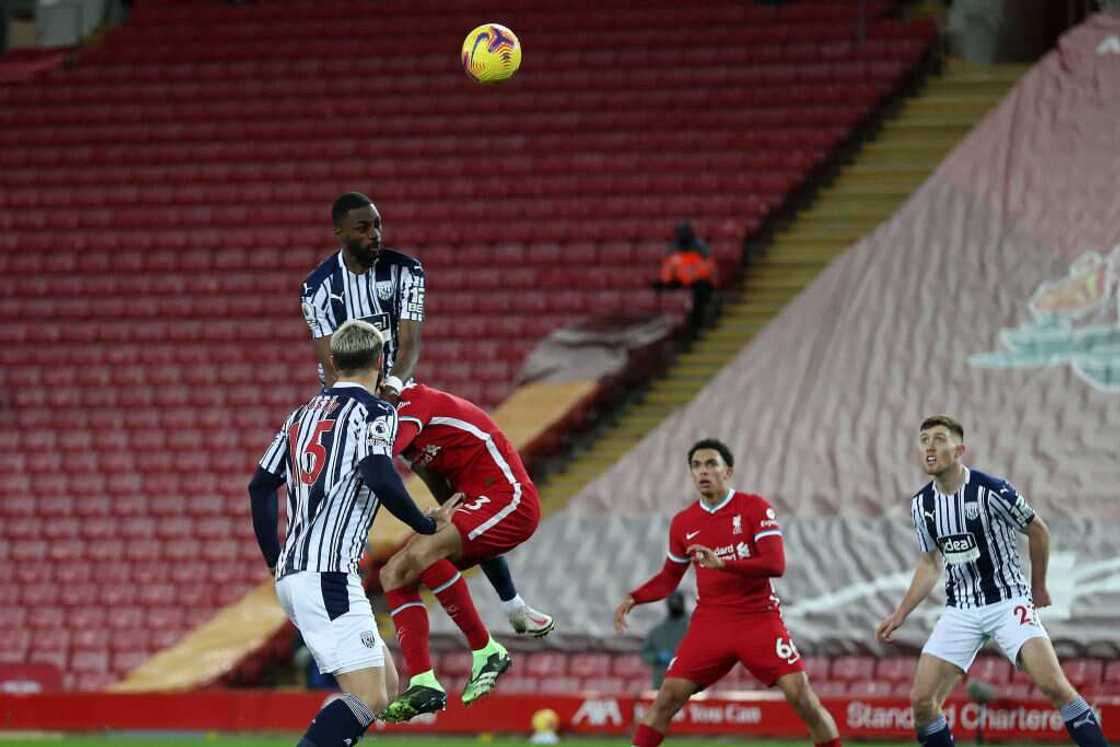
left=289, top=420, right=335, bottom=485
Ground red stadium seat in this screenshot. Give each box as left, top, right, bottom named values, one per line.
left=1062, top=659, right=1104, bottom=690
left=830, top=656, right=876, bottom=681
left=525, top=652, right=569, bottom=677
left=801, top=657, right=831, bottom=682
left=537, top=676, right=583, bottom=694
left=876, top=657, right=918, bottom=682
left=569, top=653, right=612, bottom=678
left=612, top=653, right=648, bottom=678
left=0, top=0, right=937, bottom=690
left=0, top=630, right=31, bottom=663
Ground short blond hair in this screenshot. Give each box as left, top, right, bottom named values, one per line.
left=330, top=319, right=384, bottom=375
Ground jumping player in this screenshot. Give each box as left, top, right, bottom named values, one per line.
left=876, top=416, right=1109, bottom=747
left=301, top=192, right=543, bottom=637
left=615, top=439, right=842, bottom=747
left=379, top=382, right=546, bottom=722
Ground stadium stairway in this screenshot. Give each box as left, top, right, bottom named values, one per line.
left=538, top=58, right=1026, bottom=509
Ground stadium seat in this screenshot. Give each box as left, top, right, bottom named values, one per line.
left=1063, top=659, right=1104, bottom=690
left=0, top=0, right=936, bottom=690
left=525, top=652, right=569, bottom=677
left=876, top=657, right=918, bottom=682
left=569, top=653, right=613, bottom=678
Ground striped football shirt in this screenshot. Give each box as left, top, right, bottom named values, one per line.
left=911, top=467, right=1037, bottom=608
left=300, top=248, right=425, bottom=380
left=258, top=382, right=398, bottom=578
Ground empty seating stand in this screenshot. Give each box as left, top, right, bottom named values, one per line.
left=0, top=0, right=934, bottom=689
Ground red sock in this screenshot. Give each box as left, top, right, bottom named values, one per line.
left=420, top=559, right=490, bottom=650
left=632, top=723, right=664, bottom=747
left=385, top=586, right=431, bottom=677
left=816, top=739, right=842, bottom=747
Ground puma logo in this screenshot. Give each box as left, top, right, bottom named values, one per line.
left=329, top=292, right=345, bottom=303
left=685, top=530, right=701, bottom=540
left=923, top=510, right=935, bottom=523
left=1072, top=713, right=1095, bottom=729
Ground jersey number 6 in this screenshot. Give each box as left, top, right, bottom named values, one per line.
left=288, top=420, right=335, bottom=485
left=775, top=637, right=800, bottom=664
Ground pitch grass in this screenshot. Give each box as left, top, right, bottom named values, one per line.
left=0, top=737, right=1043, bottom=747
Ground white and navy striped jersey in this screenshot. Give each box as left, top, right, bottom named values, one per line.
left=258, top=382, right=398, bottom=578
left=911, top=467, right=1036, bottom=609
left=300, top=249, right=425, bottom=380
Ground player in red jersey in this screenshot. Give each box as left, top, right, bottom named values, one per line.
left=379, top=383, right=546, bottom=722
left=615, top=439, right=842, bottom=747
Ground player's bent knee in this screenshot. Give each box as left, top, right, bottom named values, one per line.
left=379, top=558, right=405, bottom=591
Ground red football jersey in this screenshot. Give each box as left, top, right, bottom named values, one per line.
left=393, top=383, right=535, bottom=498
left=668, top=490, right=784, bottom=614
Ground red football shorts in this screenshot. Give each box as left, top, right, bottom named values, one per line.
left=665, top=610, right=806, bottom=688
left=451, top=481, right=541, bottom=566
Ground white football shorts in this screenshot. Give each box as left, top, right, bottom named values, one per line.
left=923, top=596, right=1049, bottom=672
left=276, top=571, right=385, bottom=675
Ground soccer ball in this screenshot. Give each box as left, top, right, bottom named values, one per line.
left=461, top=23, right=522, bottom=84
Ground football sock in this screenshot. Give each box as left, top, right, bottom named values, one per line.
left=299, top=693, right=374, bottom=747
left=386, top=587, right=432, bottom=677
left=421, top=560, right=490, bottom=650
left=480, top=556, right=518, bottom=603
left=816, top=739, right=843, bottom=747
left=632, top=723, right=665, bottom=747
left=1062, top=697, right=1109, bottom=747
left=917, top=714, right=955, bottom=747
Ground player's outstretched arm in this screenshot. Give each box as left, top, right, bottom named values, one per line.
left=624, top=557, right=689, bottom=617
left=876, top=550, right=941, bottom=643
left=248, top=467, right=285, bottom=573
left=1027, top=514, right=1051, bottom=607
left=357, top=455, right=438, bottom=535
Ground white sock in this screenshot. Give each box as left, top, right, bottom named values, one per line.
left=502, top=594, right=526, bottom=616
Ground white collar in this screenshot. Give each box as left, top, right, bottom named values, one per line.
left=699, top=489, right=735, bottom=514
left=933, top=466, right=971, bottom=497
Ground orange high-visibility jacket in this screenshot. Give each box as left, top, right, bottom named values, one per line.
left=660, top=250, right=716, bottom=286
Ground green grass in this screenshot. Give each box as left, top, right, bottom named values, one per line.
left=0, top=738, right=920, bottom=747
left=0, top=738, right=1049, bottom=747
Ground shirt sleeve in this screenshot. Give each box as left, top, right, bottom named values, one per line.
left=399, top=261, right=425, bottom=323
left=300, top=280, right=338, bottom=339
left=986, top=480, right=1036, bottom=534
left=911, top=497, right=936, bottom=552
left=666, top=515, right=689, bottom=564
left=258, top=415, right=291, bottom=479
left=357, top=401, right=398, bottom=462
left=752, top=496, right=783, bottom=544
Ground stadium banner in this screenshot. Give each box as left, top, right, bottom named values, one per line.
left=1, top=691, right=1117, bottom=739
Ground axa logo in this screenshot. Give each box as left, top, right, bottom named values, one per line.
left=573, top=698, right=622, bottom=726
